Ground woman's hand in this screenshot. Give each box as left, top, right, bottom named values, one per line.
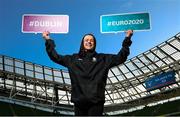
left=126, top=30, right=133, bottom=38
left=122, top=30, right=133, bottom=47
left=42, top=31, right=51, bottom=40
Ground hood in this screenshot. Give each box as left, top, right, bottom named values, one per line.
left=78, top=33, right=97, bottom=58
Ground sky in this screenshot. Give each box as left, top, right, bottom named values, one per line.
left=0, top=0, right=180, bottom=70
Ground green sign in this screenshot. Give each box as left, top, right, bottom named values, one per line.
left=100, top=12, right=151, bottom=33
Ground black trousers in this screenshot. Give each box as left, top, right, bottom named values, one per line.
left=74, top=102, right=104, bottom=116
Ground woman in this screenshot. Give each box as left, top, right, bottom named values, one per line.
left=42, top=30, right=133, bottom=115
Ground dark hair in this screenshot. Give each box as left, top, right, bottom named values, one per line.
left=78, top=33, right=96, bottom=58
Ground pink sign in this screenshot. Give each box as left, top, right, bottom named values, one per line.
left=22, top=14, right=69, bottom=33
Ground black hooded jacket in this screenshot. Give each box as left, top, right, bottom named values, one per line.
left=45, top=36, right=132, bottom=105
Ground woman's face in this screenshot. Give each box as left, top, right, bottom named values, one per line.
left=83, top=35, right=95, bottom=51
